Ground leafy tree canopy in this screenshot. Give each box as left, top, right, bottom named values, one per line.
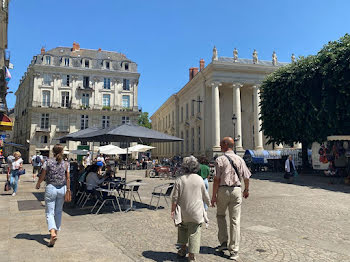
left=138, top=112, right=152, bottom=129
left=260, top=34, right=350, bottom=147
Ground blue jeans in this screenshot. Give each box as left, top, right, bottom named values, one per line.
left=45, top=184, right=66, bottom=232
left=203, top=178, right=209, bottom=210
left=10, top=170, right=19, bottom=193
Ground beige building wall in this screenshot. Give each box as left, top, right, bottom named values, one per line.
left=14, top=43, right=140, bottom=162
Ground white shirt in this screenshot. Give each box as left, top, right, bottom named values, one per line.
left=32, top=155, right=43, bottom=167
left=96, top=156, right=105, bottom=163
left=11, top=158, right=23, bottom=171
left=84, top=155, right=91, bottom=165
left=86, top=172, right=105, bottom=190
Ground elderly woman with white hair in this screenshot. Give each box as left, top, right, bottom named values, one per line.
left=171, top=156, right=210, bottom=261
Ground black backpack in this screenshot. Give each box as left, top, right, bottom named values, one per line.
left=35, top=155, right=41, bottom=164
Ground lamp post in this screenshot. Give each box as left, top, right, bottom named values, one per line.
left=232, top=114, right=237, bottom=153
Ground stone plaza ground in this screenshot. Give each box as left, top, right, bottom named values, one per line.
left=0, top=165, right=349, bottom=262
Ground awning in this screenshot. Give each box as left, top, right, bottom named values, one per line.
left=0, top=113, right=13, bottom=131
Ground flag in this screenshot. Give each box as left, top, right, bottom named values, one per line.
left=5, top=67, right=11, bottom=82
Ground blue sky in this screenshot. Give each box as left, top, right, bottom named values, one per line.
left=7, top=0, right=350, bottom=116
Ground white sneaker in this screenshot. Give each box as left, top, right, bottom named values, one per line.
left=12, top=192, right=16, bottom=196
left=229, top=251, right=239, bottom=261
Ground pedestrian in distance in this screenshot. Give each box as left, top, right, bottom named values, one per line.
left=36, top=144, right=71, bottom=247
left=284, top=155, right=296, bottom=183
left=211, top=137, right=251, bottom=261
left=7, top=151, right=23, bottom=197
left=171, top=156, right=210, bottom=261
left=198, top=156, right=210, bottom=210
left=31, top=151, right=43, bottom=183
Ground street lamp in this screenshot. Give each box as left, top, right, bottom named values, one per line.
left=232, top=114, right=237, bottom=153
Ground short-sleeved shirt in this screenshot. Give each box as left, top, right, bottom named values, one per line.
left=32, top=155, right=43, bottom=167
left=10, top=158, right=23, bottom=171
left=42, top=158, right=69, bottom=186
left=84, top=156, right=91, bottom=166
left=198, top=164, right=210, bottom=180
left=215, top=150, right=251, bottom=186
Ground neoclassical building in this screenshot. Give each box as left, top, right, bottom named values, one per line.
left=151, top=47, right=293, bottom=158
left=13, top=43, right=140, bottom=161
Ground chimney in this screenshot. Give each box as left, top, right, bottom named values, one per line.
left=199, top=59, right=205, bottom=71
left=189, top=68, right=194, bottom=81
left=189, top=67, right=199, bottom=81
left=72, top=42, right=80, bottom=51
left=40, top=47, right=45, bottom=54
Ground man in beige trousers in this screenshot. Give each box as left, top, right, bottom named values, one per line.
left=211, top=137, right=251, bottom=261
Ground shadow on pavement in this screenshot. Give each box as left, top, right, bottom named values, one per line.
left=251, top=172, right=350, bottom=193
left=14, top=233, right=50, bottom=246
left=63, top=199, right=157, bottom=216
left=32, top=192, right=45, bottom=201
left=142, top=250, right=183, bottom=262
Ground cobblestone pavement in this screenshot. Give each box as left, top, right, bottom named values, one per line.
left=0, top=165, right=349, bottom=262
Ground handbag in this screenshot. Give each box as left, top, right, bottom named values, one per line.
left=4, top=181, right=11, bottom=191
left=64, top=188, right=72, bottom=203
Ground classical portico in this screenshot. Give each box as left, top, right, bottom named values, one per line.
left=210, top=81, right=265, bottom=155
left=151, top=47, right=289, bottom=159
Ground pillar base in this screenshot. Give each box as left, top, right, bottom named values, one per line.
left=254, top=146, right=264, bottom=150
left=211, top=146, right=222, bottom=158
left=235, top=146, right=245, bottom=154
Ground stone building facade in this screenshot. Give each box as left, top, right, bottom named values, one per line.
left=151, top=47, right=292, bottom=158
left=13, top=43, right=140, bottom=161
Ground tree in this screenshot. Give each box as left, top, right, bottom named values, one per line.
left=138, top=112, right=152, bottom=129
left=260, top=34, right=350, bottom=170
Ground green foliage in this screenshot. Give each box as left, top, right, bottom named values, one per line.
left=260, top=34, right=350, bottom=148
left=138, top=112, right=152, bottom=129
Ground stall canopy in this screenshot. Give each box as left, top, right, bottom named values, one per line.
left=0, top=114, right=13, bottom=131
left=127, top=144, right=155, bottom=153
left=98, top=144, right=126, bottom=155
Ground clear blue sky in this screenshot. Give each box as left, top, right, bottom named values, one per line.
left=7, top=0, right=350, bottom=116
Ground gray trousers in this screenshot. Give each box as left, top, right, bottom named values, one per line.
left=216, top=186, right=242, bottom=252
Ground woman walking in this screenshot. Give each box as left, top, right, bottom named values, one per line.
left=36, top=144, right=70, bottom=247
left=7, top=151, right=23, bottom=196
left=171, top=156, right=210, bottom=261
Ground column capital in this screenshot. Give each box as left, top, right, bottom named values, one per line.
left=232, top=83, right=243, bottom=88
left=210, top=82, right=222, bottom=87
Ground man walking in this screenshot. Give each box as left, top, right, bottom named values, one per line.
left=211, top=137, right=251, bottom=261
left=31, top=152, right=43, bottom=182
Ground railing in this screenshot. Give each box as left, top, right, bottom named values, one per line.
left=35, top=126, right=51, bottom=132
left=56, top=126, right=69, bottom=132
left=30, top=102, right=140, bottom=112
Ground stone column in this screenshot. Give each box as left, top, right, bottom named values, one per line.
left=233, top=83, right=243, bottom=152
left=211, top=82, right=221, bottom=151
left=253, top=85, right=264, bottom=150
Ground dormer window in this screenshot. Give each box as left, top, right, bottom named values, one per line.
left=45, top=56, right=51, bottom=65
left=125, top=63, right=129, bottom=71
left=106, top=61, right=110, bottom=69
left=64, top=58, right=70, bottom=67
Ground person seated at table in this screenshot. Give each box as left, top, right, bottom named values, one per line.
left=86, top=163, right=108, bottom=190
left=104, top=165, right=116, bottom=181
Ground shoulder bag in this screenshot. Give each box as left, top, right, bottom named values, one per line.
left=224, top=154, right=242, bottom=181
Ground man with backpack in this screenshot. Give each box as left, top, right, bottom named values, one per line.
left=31, top=152, right=43, bottom=183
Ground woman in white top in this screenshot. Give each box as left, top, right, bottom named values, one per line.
left=7, top=151, right=23, bottom=196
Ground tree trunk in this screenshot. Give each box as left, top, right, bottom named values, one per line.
left=301, top=140, right=310, bottom=173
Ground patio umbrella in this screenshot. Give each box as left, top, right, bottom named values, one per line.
left=127, top=144, right=155, bottom=153
left=61, top=123, right=182, bottom=181
left=98, top=144, right=127, bottom=155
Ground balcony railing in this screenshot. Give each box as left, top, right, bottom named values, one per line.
left=56, top=126, right=69, bottom=133
left=31, top=102, right=141, bottom=112
left=35, top=126, right=51, bottom=132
